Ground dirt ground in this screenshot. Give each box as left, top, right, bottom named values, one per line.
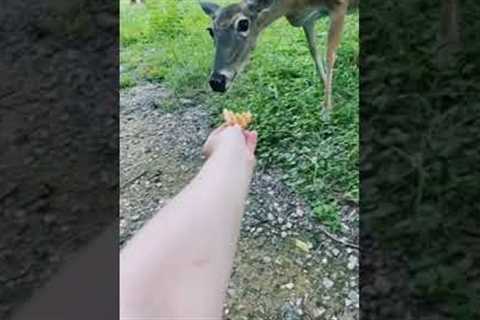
left=120, top=83, right=359, bottom=320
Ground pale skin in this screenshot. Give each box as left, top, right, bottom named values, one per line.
left=120, top=125, right=258, bottom=318
left=11, top=125, right=257, bottom=320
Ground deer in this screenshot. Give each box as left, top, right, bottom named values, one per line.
left=200, top=0, right=359, bottom=110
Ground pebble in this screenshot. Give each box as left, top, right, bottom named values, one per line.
left=281, top=231, right=288, bottom=238
left=267, top=213, right=275, bottom=221
left=323, top=278, right=334, bottom=289
left=282, top=282, right=295, bottom=290
left=332, top=248, right=340, bottom=256
left=285, top=222, right=293, bottom=229
left=348, top=290, right=358, bottom=302
left=347, top=255, right=358, bottom=270
left=263, top=256, right=272, bottom=264
left=312, top=307, right=326, bottom=318
left=295, top=207, right=304, bottom=217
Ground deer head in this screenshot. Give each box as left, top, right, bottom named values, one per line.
left=200, top=0, right=275, bottom=92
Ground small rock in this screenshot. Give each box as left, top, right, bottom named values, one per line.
left=281, top=231, right=288, bottom=238
left=286, top=222, right=293, bottom=229
left=332, top=248, right=340, bottom=256
left=280, top=302, right=302, bottom=320
left=312, top=307, right=326, bottom=318
left=131, top=214, right=140, bottom=221
left=294, top=239, right=312, bottom=252
left=281, top=283, right=295, bottom=290
left=278, top=217, right=284, bottom=224
left=180, top=98, right=193, bottom=105
left=263, top=256, right=272, bottom=264
left=347, top=255, right=358, bottom=270
left=322, top=257, right=328, bottom=264
left=323, top=278, right=334, bottom=289
left=295, top=207, right=304, bottom=217
left=348, top=290, right=358, bottom=302
left=267, top=213, right=275, bottom=221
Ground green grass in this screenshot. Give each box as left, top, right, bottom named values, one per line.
left=120, top=0, right=359, bottom=229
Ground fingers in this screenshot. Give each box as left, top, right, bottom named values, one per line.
left=203, top=124, right=258, bottom=160
left=243, top=130, right=258, bottom=157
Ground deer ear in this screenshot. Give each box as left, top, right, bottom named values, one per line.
left=200, top=2, right=220, bottom=18
left=245, top=0, right=274, bottom=13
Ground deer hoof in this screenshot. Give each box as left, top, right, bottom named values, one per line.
left=319, top=106, right=331, bottom=121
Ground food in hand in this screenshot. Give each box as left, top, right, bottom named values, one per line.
left=223, top=109, right=253, bottom=129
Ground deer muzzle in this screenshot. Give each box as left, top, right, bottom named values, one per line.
left=209, top=72, right=227, bottom=92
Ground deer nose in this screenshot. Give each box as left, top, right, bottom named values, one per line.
left=209, top=73, right=226, bottom=92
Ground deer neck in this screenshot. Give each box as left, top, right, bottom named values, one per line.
left=256, top=0, right=289, bottom=32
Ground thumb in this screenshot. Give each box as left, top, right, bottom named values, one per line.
left=244, top=130, right=258, bottom=157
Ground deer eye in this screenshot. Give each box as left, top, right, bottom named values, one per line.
left=237, top=19, right=249, bottom=32
left=206, top=27, right=214, bottom=38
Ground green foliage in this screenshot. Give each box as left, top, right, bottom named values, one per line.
left=145, top=0, right=184, bottom=39
left=120, top=73, right=136, bottom=89
left=314, top=202, right=341, bottom=231
left=120, top=0, right=359, bottom=229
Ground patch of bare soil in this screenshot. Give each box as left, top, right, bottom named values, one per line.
left=120, top=84, right=359, bottom=320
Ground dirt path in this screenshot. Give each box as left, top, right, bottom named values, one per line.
left=120, top=84, right=359, bottom=320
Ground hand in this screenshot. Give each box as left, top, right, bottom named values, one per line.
left=203, top=125, right=257, bottom=164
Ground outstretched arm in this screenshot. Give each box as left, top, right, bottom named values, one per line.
left=120, top=125, right=258, bottom=319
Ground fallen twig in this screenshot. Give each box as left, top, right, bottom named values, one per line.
left=317, top=226, right=359, bottom=250
left=121, top=170, right=148, bottom=190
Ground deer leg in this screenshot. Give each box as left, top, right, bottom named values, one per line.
left=325, top=6, right=347, bottom=109
left=303, top=22, right=326, bottom=83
